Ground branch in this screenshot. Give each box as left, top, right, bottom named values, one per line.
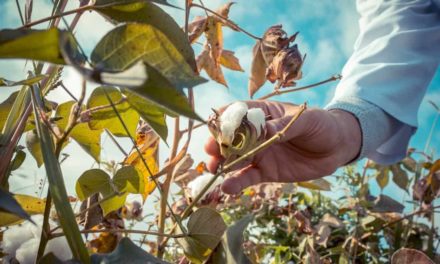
left=191, top=3, right=262, bottom=41
left=257, top=74, right=341, bottom=100
left=51, top=228, right=187, bottom=239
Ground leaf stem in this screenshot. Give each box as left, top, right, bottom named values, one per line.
left=257, top=74, right=341, bottom=100
left=190, top=3, right=262, bottom=41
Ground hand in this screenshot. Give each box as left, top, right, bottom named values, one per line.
left=204, top=100, right=362, bottom=194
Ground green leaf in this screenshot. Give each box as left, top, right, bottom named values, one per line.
left=31, top=86, right=90, bottom=262
left=121, top=88, right=167, bottom=142
left=10, top=149, right=26, bottom=171
left=76, top=169, right=113, bottom=201
left=91, top=237, right=170, bottom=264
left=391, top=164, right=409, bottom=191
left=113, top=165, right=144, bottom=194
left=56, top=101, right=102, bottom=161
left=92, top=1, right=196, bottom=70
left=0, top=75, right=47, bottom=87
left=375, top=166, right=389, bottom=190
left=86, top=86, right=139, bottom=137
left=211, top=215, right=253, bottom=264
left=0, top=193, right=45, bottom=227
left=177, top=207, right=227, bottom=263
left=0, top=28, right=66, bottom=64
left=297, top=178, right=331, bottom=191
left=0, top=188, right=32, bottom=224
left=0, top=91, right=18, bottom=132
left=26, top=129, right=44, bottom=167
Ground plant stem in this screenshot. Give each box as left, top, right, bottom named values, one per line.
left=191, top=3, right=262, bottom=41
left=257, top=74, right=341, bottom=100
left=51, top=228, right=188, bottom=239
left=19, top=4, right=93, bottom=29
left=181, top=103, right=307, bottom=218
left=104, top=128, right=128, bottom=157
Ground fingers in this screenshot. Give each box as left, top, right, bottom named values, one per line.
left=204, top=136, right=220, bottom=156
left=221, top=165, right=263, bottom=194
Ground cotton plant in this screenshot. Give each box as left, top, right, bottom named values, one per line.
left=2, top=215, right=72, bottom=264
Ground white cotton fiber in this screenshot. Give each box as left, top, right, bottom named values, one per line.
left=220, top=102, right=248, bottom=145
left=246, top=108, right=266, bottom=137
left=188, top=172, right=224, bottom=200
left=1, top=215, right=72, bottom=264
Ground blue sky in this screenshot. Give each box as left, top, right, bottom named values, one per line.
left=0, top=0, right=439, bottom=213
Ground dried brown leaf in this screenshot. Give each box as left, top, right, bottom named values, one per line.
left=266, top=45, right=304, bottom=88
left=205, top=16, right=223, bottom=66
left=293, top=210, right=314, bottom=235
left=391, top=248, right=435, bottom=264
left=215, top=2, right=235, bottom=18
left=248, top=41, right=267, bottom=98
left=197, top=45, right=228, bottom=87
left=220, top=50, right=244, bottom=72
left=188, top=16, right=207, bottom=44
left=260, top=25, right=297, bottom=66
left=172, top=154, right=194, bottom=179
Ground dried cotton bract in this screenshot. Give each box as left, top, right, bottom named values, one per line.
left=208, top=102, right=266, bottom=161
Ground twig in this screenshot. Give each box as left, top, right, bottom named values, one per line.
left=180, top=122, right=205, bottom=134
left=51, top=228, right=187, bottom=239
left=181, top=103, right=307, bottom=218
left=19, top=4, right=93, bottom=29
left=190, top=3, right=262, bottom=41
left=15, top=0, right=25, bottom=25
left=60, top=82, right=78, bottom=102
left=257, top=74, right=342, bottom=100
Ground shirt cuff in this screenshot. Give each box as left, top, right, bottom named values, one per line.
left=325, top=96, right=414, bottom=164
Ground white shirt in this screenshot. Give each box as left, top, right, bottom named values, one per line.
left=326, top=0, right=440, bottom=164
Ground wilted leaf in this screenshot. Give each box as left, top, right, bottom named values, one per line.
left=293, top=210, right=314, bottom=234
left=197, top=45, right=227, bottom=87
left=248, top=41, right=267, bottom=98
left=297, top=178, right=331, bottom=191
left=402, top=156, right=417, bottom=172
left=78, top=194, right=103, bottom=230
left=91, top=237, right=169, bottom=264
left=391, top=164, right=409, bottom=191
left=428, top=159, right=440, bottom=197
left=321, top=213, right=344, bottom=228
left=176, top=207, right=227, bottom=263
left=26, top=129, right=44, bottom=167
left=172, top=154, right=194, bottom=179
left=371, top=194, right=404, bottom=213
left=86, top=86, right=139, bottom=138
left=260, top=25, right=295, bottom=66
left=205, top=16, right=223, bottom=67
left=188, top=16, right=207, bottom=44
left=0, top=28, right=68, bottom=64
left=89, top=231, right=119, bottom=254
left=0, top=91, right=18, bottom=131
left=375, top=166, right=389, bottom=189
left=121, top=88, right=168, bottom=142
left=220, top=50, right=244, bottom=72
left=10, top=149, right=26, bottom=171
left=315, top=223, right=331, bottom=247
left=124, top=129, right=159, bottom=201
left=56, top=101, right=101, bottom=161
left=211, top=214, right=253, bottom=264
left=93, top=1, right=197, bottom=70
left=0, top=75, right=46, bottom=87
left=391, top=248, right=434, bottom=264
left=266, top=45, right=304, bottom=88
left=0, top=194, right=45, bottom=226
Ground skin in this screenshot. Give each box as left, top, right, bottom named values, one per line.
left=204, top=100, right=362, bottom=194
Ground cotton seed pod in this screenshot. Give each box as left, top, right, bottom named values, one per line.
left=208, top=102, right=266, bottom=161
left=260, top=25, right=298, bottom=66
left=266, top=44, right=305, bottom=88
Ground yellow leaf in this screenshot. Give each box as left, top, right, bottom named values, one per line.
left=88, top=231, right=118, bottom=253
left=205, top=16, right=223, bottom=66
left=124, top=130, right=159, bottom=201
left=0, top=194, right=45, bottom=226
left=220, top=50, right=244, bottom=72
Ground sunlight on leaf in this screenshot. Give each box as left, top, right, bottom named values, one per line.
left=297, top=178, right=331, bottom=191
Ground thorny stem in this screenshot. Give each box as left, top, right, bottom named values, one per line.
left=190, top=3, right=262, bottom=41
left=19, top=5, right=93, bottom=29
left=51, top=228, right=188, bottom=239
left=101, top=89, right=187, bottom=235
left=258, top=74, right=342, bottom=100
left=181, top=103, right=307, bottom=218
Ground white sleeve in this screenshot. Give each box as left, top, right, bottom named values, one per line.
left=326, top=0, right=440, bottom=164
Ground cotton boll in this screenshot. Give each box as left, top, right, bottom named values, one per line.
left=15, top=238, right=39, bottom=264
left=220, top=101, right=248, bottom=145
left=246, top=108, right=266, bottom=137
left=2, top=224, right=34, bottom=258
left=188, top=172, right=224, bottom=200
left=46, top=236, right=72, bottom=261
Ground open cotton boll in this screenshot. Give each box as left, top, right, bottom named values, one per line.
left=188, top=172, right=224, bottom=200
left=247, top=108, right=266, bottom=137
left=220, top=101, right=248, bottom=145
left=2, top=224, right=35, bottom=258
left=15, top=238, right=39, bottom=264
